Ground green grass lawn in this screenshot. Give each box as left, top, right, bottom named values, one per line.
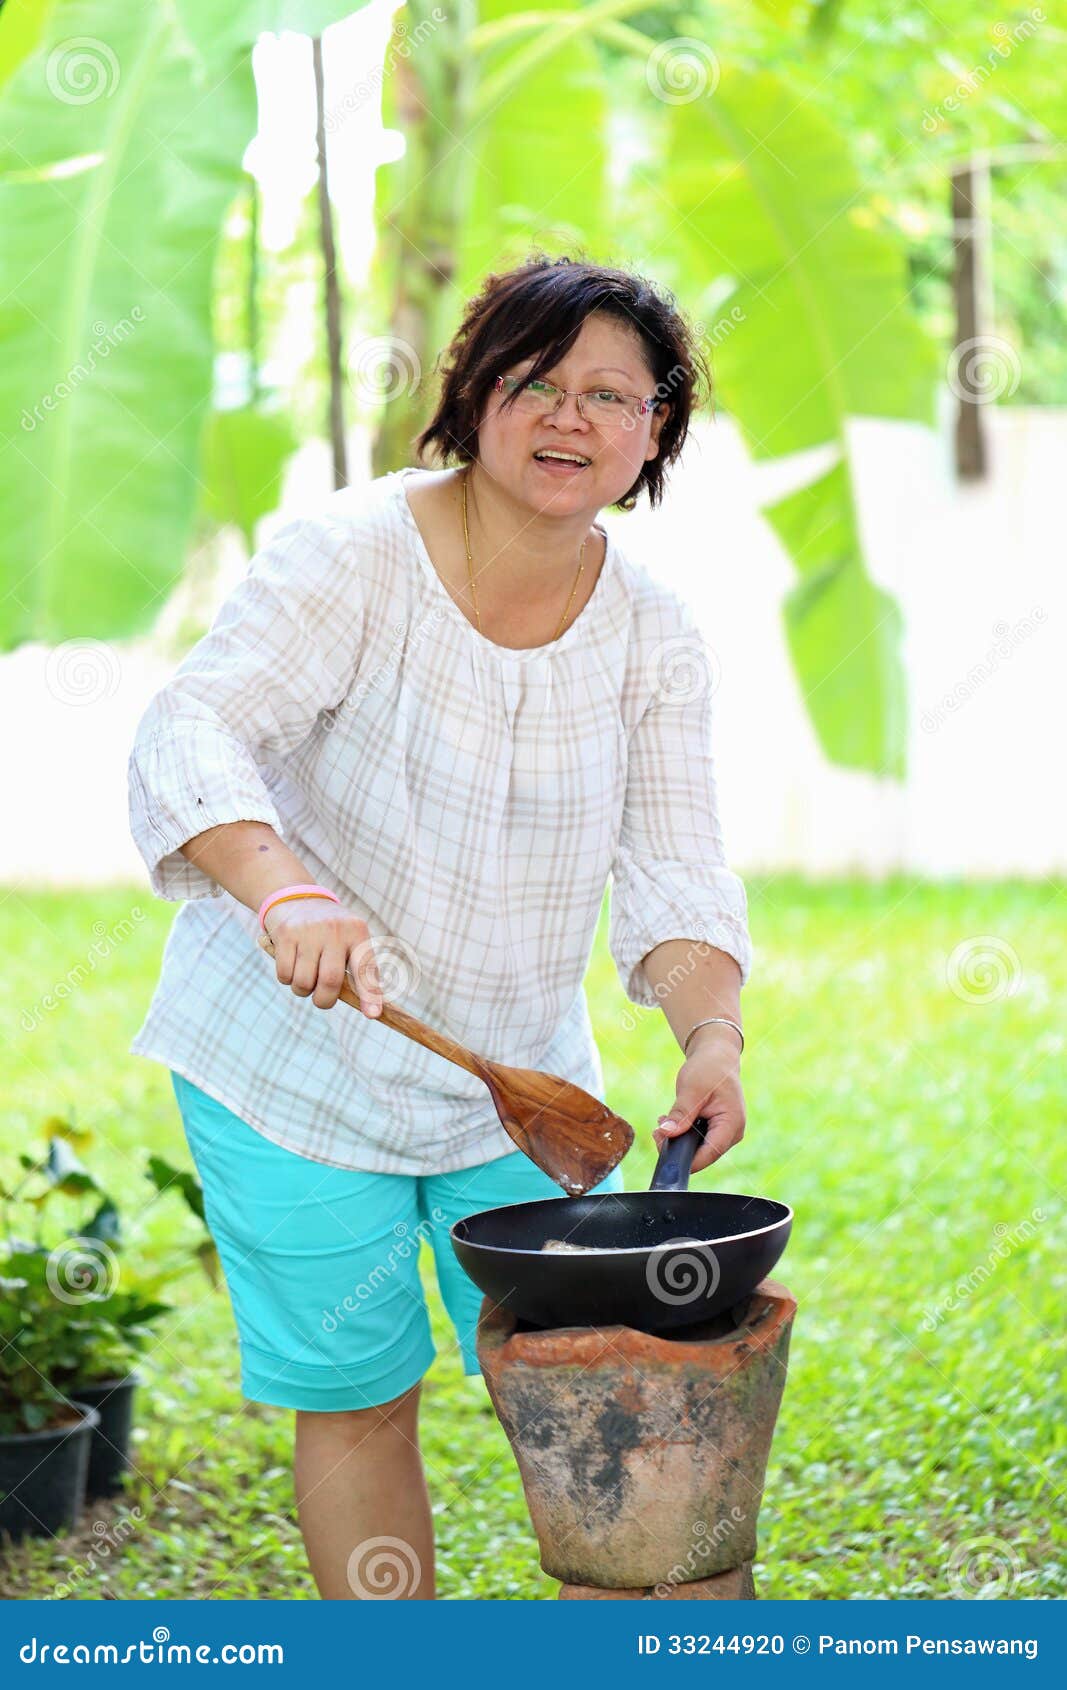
left=1, top=878, right=1063, bottom=1599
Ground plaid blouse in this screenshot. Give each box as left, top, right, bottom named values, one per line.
left=127, top=468, right=751, bottom=1175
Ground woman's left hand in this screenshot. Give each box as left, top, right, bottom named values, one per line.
left=652, top=1025, right=745, bottom=1177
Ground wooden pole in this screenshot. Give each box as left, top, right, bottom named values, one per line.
left=950, top=158, right=993, bottom=481
left=313, top=34, right=347, bottom=490
left=247, top=177, right=260, bottom=406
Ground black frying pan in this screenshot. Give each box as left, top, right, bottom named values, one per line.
left=451, top=1117, right=792, bottom=1334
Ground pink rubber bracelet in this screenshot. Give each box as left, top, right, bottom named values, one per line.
left=258, top=883, right=340, bottom=932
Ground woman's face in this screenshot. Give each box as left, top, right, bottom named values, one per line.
left=474, top=311, right=668, bottom=518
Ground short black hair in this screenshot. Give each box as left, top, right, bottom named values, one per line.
left=413, top=252, right=712, bottom=511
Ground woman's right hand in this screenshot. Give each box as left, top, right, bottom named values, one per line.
left=261, top=898, right=384, bottom=1016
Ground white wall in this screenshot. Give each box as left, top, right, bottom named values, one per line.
left=615, top=403, right=1065, bottom=878
left=2, top=405, right=1063, bottom=890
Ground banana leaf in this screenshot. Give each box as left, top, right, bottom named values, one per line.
left=456, top=0, right=609, bottom=299
left=0, top=3, right=257, bottom=646
left=661, top=65, right=937, bottom=772
left=199, top=405, right=297, bottom=550
left=0, top=0, right=364, bottom=649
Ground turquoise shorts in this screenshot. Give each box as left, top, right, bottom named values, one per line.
left=169, top=1071, right=625, bottom=1413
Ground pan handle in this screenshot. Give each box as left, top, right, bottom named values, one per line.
left=649, top=1115, right=710, bottom=1193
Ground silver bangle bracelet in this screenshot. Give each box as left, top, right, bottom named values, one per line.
left=682, top=1016, right=744, bottom=1056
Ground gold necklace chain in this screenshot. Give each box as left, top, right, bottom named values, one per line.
left=461, top=466, right=586, bottom=644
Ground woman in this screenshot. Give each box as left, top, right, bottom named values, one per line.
left=127, top=254, right=751, bottom=1599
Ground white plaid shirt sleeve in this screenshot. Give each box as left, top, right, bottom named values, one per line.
left=127, top=513, right=364, bottom=902
left=608, top=606, right=751, bottom=1006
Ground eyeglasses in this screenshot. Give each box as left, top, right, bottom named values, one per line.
left=493, top=373, right=659, bottom=428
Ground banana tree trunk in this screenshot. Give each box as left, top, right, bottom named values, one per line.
left=313, top=33, right=348, bottom=489
left=371, top=2, right=476, bottom=476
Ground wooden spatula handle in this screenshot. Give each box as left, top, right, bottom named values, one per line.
left=256, top=931, right=484, bottom=1080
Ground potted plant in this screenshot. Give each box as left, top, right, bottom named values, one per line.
left=1, top=1121, right=171, bottom=1517
left=0, top=1247, right=101, bottom=1542
left=69, top=1153, right=217, bottom=1499
left=49, top=1278, right=171, bottom=1501
left=42, top=1175, right=173, bottom=1501
left=1, top=1116, right=219, bottom=1528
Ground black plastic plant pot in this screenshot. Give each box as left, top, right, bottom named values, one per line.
left=0, top=1402, right=100, bottom=1543
left=72, top=1375, right=139, bottom=1500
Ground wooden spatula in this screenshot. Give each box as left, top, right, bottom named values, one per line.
left=256, top=933, right=633, bottom=1195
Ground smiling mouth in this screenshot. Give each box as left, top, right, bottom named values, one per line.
left=532, top=450, right=591, bottom=469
